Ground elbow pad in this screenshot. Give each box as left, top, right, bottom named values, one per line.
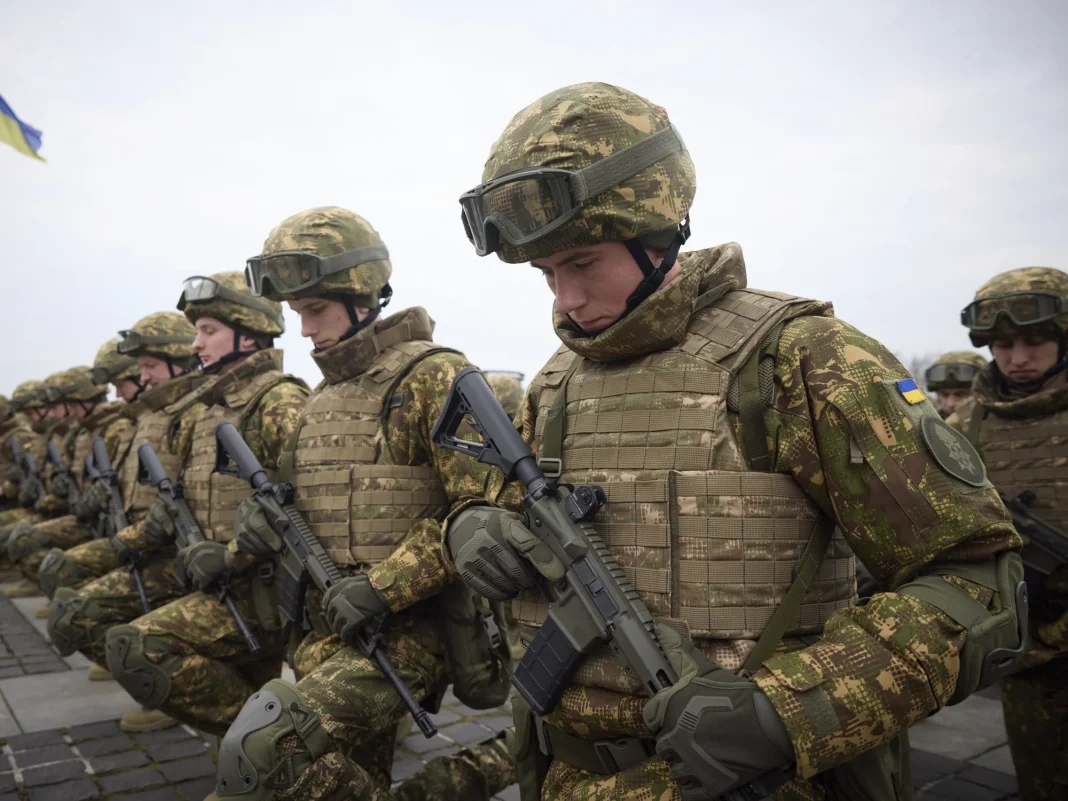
left=899, top=551, right=1028, bottom=705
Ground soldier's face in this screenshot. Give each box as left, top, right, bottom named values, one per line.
left=24, top=408, right=44, bottom=423
left=113, top=380, right=140, bottom=403
left=45, top=404, right=67, bottom=420
left=288, top=297, right=370, bottom=351
left=137, top=355, right=180, bottom=389
left=990, top=335, right=1060, bottom=384
left=937, top=388, right=971, bottom=416
left=532, top=242, right=678, bottom=334
left=193, top=316, right=257, bottom=369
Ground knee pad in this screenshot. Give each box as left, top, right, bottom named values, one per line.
left=48, top=587, right=103, bottom=656
left=217, top=679, right=332, bottom=801
left=6, top=522, right=35, bottom=562
left=105, top=625, right=174, bottom=708
left=37, top=549, right=66, bottom=598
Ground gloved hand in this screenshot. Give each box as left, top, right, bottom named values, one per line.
left=18, top=478, right=40, bottom=508
left=233, top=497, right=283, bottom=559
left=5, top=522, right=35, bottom=562
left=643, top=625, right=795, bottom=800
left=179, top=540, right=231, bottom=591
left=109, top=532, right=140, bottom=566
left=444, top=507, right=563, bottom=601
left=143, top=494, right=178, bottom=547
left=49, top=472, right=76, bottom=500
left=322, top=574, right=390, bottom=645
left=81, top=481, right=111, bottom=518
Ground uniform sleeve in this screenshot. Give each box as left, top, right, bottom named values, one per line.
left=750, top=315, right=1021, bottom=777
left=366, top=352, right=491, bottom=611
left=104, top=417, right=134, bottom=464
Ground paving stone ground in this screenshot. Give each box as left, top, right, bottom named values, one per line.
left=0, top=582, right=1022, bottom=800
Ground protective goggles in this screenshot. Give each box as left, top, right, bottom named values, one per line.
left=177, top=276, right=286, bottom=329
left=459, top=124, right=686, bottom=256
left=90, top=358, right=137, bottom=386
left=116, top=329, right=194, bottom=355
left=961, top=292, right=1063, bottom=331
left=925, top=362, right=981, bottom=386
left=245, top=245, right=390, bottom=298
left=40, top=386, right=65, bottom=404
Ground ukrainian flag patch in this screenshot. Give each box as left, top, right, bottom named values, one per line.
left=896, top=378, right=926, bottom=405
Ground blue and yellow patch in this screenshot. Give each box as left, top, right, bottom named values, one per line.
left=895, top=378, right=926, bottom=405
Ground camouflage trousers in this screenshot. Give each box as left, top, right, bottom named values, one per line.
left=48, top=551, right=185, bottom=667
left=108, top=575, right=286, bottom=736
left=264, top=616, right=515, bottom=801
left=39, top=538, right=121, bottom=599
left=15, top=515, right=93, bottom=583
left=1002, top=657, right=1068, bottom=800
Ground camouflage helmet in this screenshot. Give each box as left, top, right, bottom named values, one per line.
left=0, top=395, right=9, bottom=420
left=92, top=337, right=140, bottom=385
left=964, top=267, right=1068, bottom=346
left=117, top=312, right=197, bottom=361
left=485, top=371, right=525, bottom=418
left=42, top=366, right=107, bottom=404
left=11, top=380, right=45, bottom=411
left=178, top=271, right=285, bottom=337
left=251, top=207, right=392, bottom=303
left=475, top=82, right=696, bottom=264
left=925, top=351, right=987, bottom=391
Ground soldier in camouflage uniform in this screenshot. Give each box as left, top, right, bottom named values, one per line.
left=485, top=372, right=525, bottom=419
left=441, top=83, right=1028, bottom=801
left=37, top=339, right=147, bottom=600
left=103, top=271, right=308, bottom=737
left=925, top=351, right=987, bottom=419
left=215, top=207, right=514, bottom=801
left=48, top=311, right=209, bottom=733
left=947, top=267, right=1068, bottom=801
left=5, top=365, right=121, bottom=594
left=0, top=381, right=48, bottom=537
left=38, top=340, right=147, bottom=600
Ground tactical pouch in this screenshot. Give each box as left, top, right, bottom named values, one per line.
left=512, top=695, right=549, bottom=801
left=899, top=551, right=1028, bottom=704
left=441, top=580, right=513, bottom=709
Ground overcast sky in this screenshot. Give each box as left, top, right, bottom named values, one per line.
left=1, top=0, right=1065, bottom=396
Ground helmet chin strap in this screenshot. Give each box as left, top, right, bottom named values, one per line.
left=201, top=324, right=261, bottom=375
left=621, top=218, right=691, bottom=318
left=315, top=285, right=393, bottom=351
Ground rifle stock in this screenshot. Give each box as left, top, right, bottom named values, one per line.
left=214, top=420, right=437, bottom=738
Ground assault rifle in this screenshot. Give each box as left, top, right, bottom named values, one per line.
left=213, top=420, right=437, bottom=738
left=137, top=443, right=260, bottom=653
left=91, top=438, right=151, bottom=614
left=431, top=367, right=791, bottom=801
left=10, top=436, right=45, bottom=506
left=1001, top=491, right=1068, bottom=577
left=81, top=454, right=106, bottom=539
left=46, top=440, right=81, bottom=507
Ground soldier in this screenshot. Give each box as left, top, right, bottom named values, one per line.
left=948, top=267, right=1068, bottom=801
left=440, top=83, right=1027, bottom=801
left=5, top=366, right=117, bottom=597
left=103, top=272, right=308, bottom=738
left=38, top=340, right=147, bottom=600
left=48, top=311, right=209, bottom=733
left=485, top=371, right=525, bottom=419
left=215, top=207, right=514, bottom=801
left=0, top=381, right=48, bottom=544
left=925, top=350, right=987, bottom=418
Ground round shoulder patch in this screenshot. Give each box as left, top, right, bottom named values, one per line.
left=920, top=415, right=987, bottom=488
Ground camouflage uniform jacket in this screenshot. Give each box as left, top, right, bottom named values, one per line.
left=280, top=306, right=487, bottom=614
left=115, top=372, right=217, bottom=551
left=0, top=413, right=35, bottom=500
left=174, top=349, right=308, bottom=544
left=36, top=401, right=127, bottom=516
left=949, top=365, right=1068, bottom=671
left=487, top=244, right=1020, bottom=778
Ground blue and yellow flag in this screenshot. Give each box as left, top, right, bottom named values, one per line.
left=896, top=378, right=926, bottom=405
left=0, top=94, right=45, bottom=161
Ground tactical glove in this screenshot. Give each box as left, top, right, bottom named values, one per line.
left=179, top=540, right=231, bottom=591
left=322, top=574, right=390, bottom=645
left=5, top=522, right=35, bottom=562
left=18, top=478, right=40, bottom=508
left=233, top=497, right=283, bottom=559
left=143, top=494, right=178, bottom=547
left=81, top=481, right=111, bottom=518
left=445, top=507, right=563, bottom=601
left=109, top=532, right=140, bottom=566
left=643, top=625, right=795, bottom=800
left=49, top=472, right=76, bottom=500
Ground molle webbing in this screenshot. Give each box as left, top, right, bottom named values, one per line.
left=291, top=339, right=455, bottom=567
left=182, top=368, right=291, bottom=543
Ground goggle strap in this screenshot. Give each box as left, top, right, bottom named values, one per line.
left=181, top=282, right=286, bottom=330
left=572, top=124, right=685, bottom=204
left=317, top=245, right=390, bottom=277
left=117, top=332, right=195, bottom=354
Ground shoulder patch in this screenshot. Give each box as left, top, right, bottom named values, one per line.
left=920, top=415, right=987, bottom=487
